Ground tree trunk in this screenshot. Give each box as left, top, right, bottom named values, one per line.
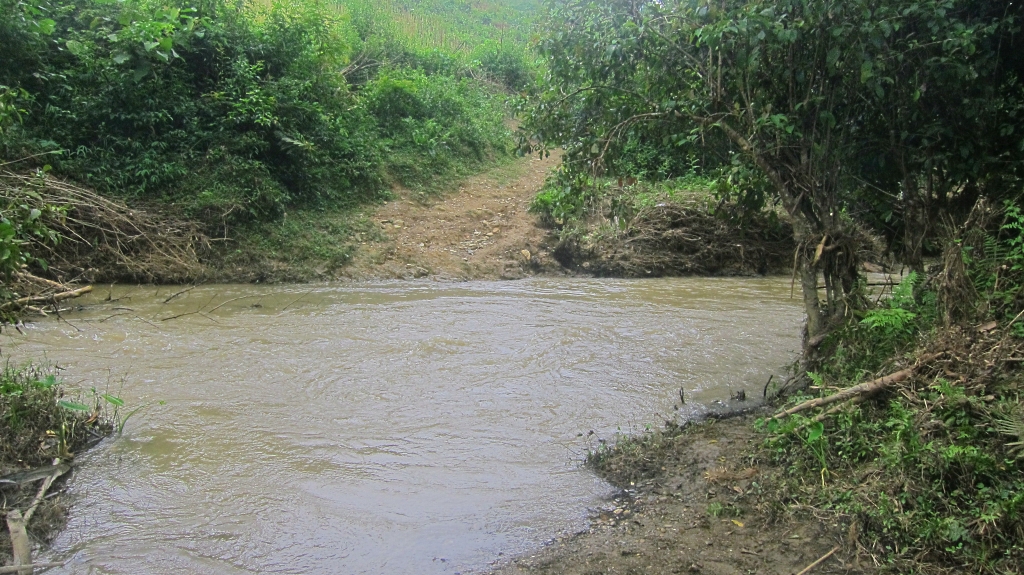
left=800, top=252, right=823, bottom=339
left=786, top=208, right=825, bottom=343
left=903, top=191, right=927, bottom=273
left=707, top=120, right=828, bottom=343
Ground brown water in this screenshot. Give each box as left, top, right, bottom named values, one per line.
left=2, top=277, right=802, bottom=575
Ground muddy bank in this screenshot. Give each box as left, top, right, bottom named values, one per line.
left=490, top=412, right=851, bottom=575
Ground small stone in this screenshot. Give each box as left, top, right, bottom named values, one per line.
left=520, top=249, right=531, bottom=261
left=492, top=227, right=500, bottom=234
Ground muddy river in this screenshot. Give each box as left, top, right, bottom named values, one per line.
left=3, top=277, right=802, bottom=574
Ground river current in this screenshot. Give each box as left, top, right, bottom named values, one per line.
left=3, top=277, right=802, bottom=574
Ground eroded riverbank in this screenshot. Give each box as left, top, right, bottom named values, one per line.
left=490, top=413, right=849, bottom=575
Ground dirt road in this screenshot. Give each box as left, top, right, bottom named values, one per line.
left=341, top=153, right=564, bottom=281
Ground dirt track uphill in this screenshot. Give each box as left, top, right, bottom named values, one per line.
left=341, top=153, right=564, bottom=281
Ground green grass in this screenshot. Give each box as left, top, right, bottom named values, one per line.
left=0, top=364, right=110, bottom=466
left=211, top=207, right=385, bottom=281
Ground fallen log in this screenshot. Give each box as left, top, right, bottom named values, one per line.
left=0, top=563, right=65, bottom=574
left=772, top=352, right=943, bottom=420
left=0, top=286, right=92, bottom=311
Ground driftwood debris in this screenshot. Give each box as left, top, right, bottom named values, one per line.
left=0, top=564, right=64, bottom=574
left=4, top=511, right=30, bottom=575
left=3, top=461, right=68, bottom=575
left=22, top=464, right=67, bottom=525
left=795, top=545, right=840, bottom=575
left=0, top=464, right=69, bottom=487
left=772, top=353, right=943, bottom=421
left=0, top=286, right=92, bottom=312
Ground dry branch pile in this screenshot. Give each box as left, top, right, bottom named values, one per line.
left=774, top=325, right=1024, bottom=431
left=0, top=276, right=92, bottom=319
left=554, top=201, right=794, bottom=277
left=0, top=171, right=207, bottom=284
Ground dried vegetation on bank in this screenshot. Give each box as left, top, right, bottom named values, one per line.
left=0, top=364, right=113, bottom=571
left=1, top=170, right=206, bottom=286
left=533, top=179, right=797, bottom=277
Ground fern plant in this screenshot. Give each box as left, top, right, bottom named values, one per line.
left=994, top=406, right=1024, bottom=459
left=1002, top=201, right=1024, bottom=274
left=861, top=272, right=919, bottom=338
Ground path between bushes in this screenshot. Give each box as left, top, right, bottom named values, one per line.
left=341, top=153, right=565, bottom=281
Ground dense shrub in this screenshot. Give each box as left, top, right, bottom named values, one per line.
left=761, top=202, right=1024, bottom=573
left=0, top=0, right=530, bottom=229
left=363, top=69, right=509, bottom=185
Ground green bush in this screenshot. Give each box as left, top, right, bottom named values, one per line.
left=529, top=164, right=597, bottom=227
left=1, top=0, right=527, bottom=230
left=0, top=364, right=109, bottom=465
left=475, top=45, right=533, bottom=91
left=363, top=68, right=510, bottom=187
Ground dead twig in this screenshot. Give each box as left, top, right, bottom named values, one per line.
left=795, top=545, right=840, bottom=575
left=772, top=353, right=943, bottom=420
left=162, top=285, right=197, bottom=304
left=13, top=272, right=66, bottom=291
left=278, top=287, right=317, bottom=313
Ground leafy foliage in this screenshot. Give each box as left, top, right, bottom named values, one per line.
left=760, top=210, right=1024, bottom=572
left=762, top=379, right=1024, bottom=572
left=0, top=174, right=64, bottom=322
left=522, top=0, right=1024, bottom=337
left=860, top=273, right=921, bottom=338
left=0, top=363, right=109, bottom=465
left=0, top=0, right=534, bottom=233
